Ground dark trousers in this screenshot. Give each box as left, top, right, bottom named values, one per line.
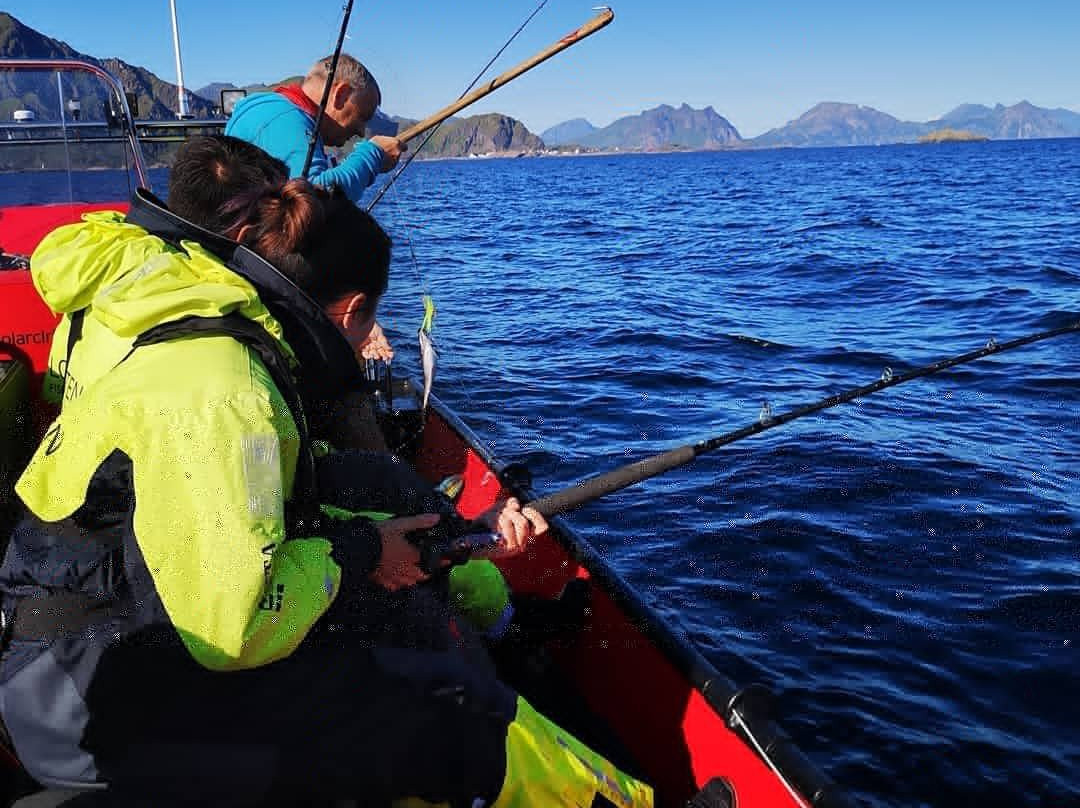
left=82, top=451, right=516, bottom=806
left=83, top=637, right=515, bottom=807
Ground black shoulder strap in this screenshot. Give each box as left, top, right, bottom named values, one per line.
left=0, top=315, right=324, bottom=651
left=66, top=309, right=86, bottom=364
left=62, top=308, right=86, bottom=385
left=132, top=314, right=322, bottom=534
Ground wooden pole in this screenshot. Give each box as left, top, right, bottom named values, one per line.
left=396, top=8, right=614, bottom=144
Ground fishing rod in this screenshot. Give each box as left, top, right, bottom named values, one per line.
left=367, top=0, right=553, bottom=211
left=395, top=8, right=613, bottom=145
left=419, top=320, right=1080, bottom=569
left=373, top=7, right=615, bottom=212
left=301, top=0, right=356, bottom=180
left=528, top=319, right=1080, bottom=516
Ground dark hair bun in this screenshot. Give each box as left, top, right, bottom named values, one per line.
left=258, top=179, right=322, bottom=257
left=222, top=178, right=325, bottom=263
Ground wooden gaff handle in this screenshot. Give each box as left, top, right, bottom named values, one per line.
left=396, top=8, right=615, bottom=143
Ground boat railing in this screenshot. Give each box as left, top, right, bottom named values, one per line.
left=0, top=120, right=223, bottom=140
left=132, top=119, right=225, bottom=143
left=0, top=58, right=150, bottom=188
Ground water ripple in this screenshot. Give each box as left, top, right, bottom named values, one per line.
left=321, top=141, right=1076, bottom=806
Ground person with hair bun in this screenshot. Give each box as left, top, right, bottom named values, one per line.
left=225, top=179, right=394, bottom=364
left=2, top=135, right=654, bottom=806
left=208, top=177, right=393, bottom=454
left=35, top=137, right=386, bottom=413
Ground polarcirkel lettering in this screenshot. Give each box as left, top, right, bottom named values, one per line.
left=0, top=330, right=52, bottom=346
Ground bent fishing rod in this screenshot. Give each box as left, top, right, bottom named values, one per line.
left=419, top=320, right=1080, bottom=569
left=398, top=8, right=613, bottom=144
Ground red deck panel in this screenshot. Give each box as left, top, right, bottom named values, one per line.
left=1, top=202, right=129, bottom=256
left=1, top=203, right=129, bottom=431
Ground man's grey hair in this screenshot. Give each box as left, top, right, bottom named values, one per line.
left=306, top=54, right=380, bottom=104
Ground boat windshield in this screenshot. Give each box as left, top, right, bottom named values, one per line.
left=0, top=60, right=154, bottom=206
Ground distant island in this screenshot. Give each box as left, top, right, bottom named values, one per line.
left=3, top=10, right=1080, bottom=164
left=918, top=128, right=989, bottom=144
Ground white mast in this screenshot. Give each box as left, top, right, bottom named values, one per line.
left=168, top=0, right=191, bottom=119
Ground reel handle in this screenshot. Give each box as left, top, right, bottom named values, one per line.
left=418, top=531, right=502, bottom=574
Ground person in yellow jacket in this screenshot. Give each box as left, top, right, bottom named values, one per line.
left=0, top=135, right=653, bottom=808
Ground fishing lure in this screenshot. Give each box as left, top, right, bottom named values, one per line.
left=418, top=294, right=437, bottom=410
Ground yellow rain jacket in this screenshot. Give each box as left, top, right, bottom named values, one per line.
left=15, top=198, right=374, bottom=671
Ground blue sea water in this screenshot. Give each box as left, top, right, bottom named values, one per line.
left=372, top=142, right=1079, bottom=808
left=3, top=139, right=1078, bottom=807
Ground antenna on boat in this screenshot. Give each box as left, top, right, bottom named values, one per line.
left=168, top=0, right=192, bottom=119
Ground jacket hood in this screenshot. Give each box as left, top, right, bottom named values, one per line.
left=34, top=188, right=361, bottom=398
left=31, top=196, right=284, bottom=347
left=126, top=190, right=364, bottom=397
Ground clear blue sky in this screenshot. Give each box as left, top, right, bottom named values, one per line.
left=5, top=0, right=1079, bottom=137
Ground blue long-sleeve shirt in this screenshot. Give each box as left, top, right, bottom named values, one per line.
left=225, top=91, right=384, bottom=203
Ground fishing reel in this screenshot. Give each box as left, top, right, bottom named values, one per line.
left=361, top=360, right=426, bottom=459
left=405, top=511, right=502, bottom=574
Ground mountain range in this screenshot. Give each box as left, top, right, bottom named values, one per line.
left=4, top=11, right=1080, bottom=157
left=0, top=12, right=214, bottom=121
left=749, top=101, right=1080, bottom=147
left=936, top=101, right=1080, bottom=140
left=752, top=102, right=925, bottom=147
left=551, top=100, right=1080, bottom=150
left=539, top=117, right=597, bottom=145
left=550, top=104, right=743, bottom=150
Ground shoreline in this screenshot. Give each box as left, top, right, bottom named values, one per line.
left=1, top=135, right=1076, bottom=174
left=414, top=134, right=1079, bottom=163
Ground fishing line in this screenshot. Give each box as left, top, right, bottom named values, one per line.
left=366, top=0, right=552, bottom=301
left=369, top=0, right=552, bottom=436
left=382, top=175, right=492, bottom=436
left=727, top=711, right=812, bottom=808
left=376, top=174, right=488, bottom=447
left=302, top=0, right=357, bottom=180
left=366, top=0, right=550, bottom=211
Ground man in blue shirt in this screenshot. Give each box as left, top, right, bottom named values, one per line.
left=226, top=53, right=405, bottom=203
